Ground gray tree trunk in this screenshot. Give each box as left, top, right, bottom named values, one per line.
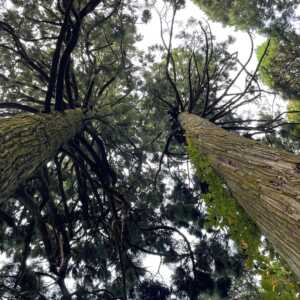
left=179, top=112, right=300, bottom=280
left=0, top=109, right=84, bottom=200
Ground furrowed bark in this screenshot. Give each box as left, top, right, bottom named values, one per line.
left=0, top=109, right=84, bottom=200
left=179, top=112, right=300, bottom=280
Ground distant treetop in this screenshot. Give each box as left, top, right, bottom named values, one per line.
left=193, top=0, right=300, bottom=34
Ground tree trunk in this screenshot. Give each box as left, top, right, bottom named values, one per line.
left=179, top=112, right=300, bottom=280
left=0, top=109, right=84, bottom=201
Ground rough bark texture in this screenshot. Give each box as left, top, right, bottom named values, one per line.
left=179, top=112, right=300, bottom=280
left=0, top=109, right=84, bottom=200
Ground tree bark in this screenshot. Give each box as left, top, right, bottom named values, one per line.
left=0, top=109, right=84, bottom=201
left=179, top=112, right=300, bottom=280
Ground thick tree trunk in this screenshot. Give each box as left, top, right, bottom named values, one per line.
left=179, top=112, right=300, bottom=280
left=0, top=109, right=84, bottom=200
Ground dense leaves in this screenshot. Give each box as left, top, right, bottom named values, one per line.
left=192, top=0, right=300, bottom=34
left=257, top=33, right=300, bottom=101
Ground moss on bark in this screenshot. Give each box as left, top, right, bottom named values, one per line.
left=187, top=136, right=260, bottom=266
left=179, top=112, right=300, bottom=288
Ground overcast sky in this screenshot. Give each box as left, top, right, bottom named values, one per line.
left=135, top=0, right=288, bottom=130
left=136, top=0, right=266, bottom=64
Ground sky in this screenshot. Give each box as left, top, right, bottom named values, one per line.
left=136, top=0, right=266, bottom=65
left=135, top=0, right=287, bottom=125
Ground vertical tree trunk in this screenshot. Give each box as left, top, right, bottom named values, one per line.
left=179, top=112, right=300, bottom=280
left=0, top=109, right=84, bottom=200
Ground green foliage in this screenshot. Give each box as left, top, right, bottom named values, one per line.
left=193, top=0, right=261, bottom=30
left=257, top=35, right=300, bottom=100
left=260, top=261, right=300, bottom=300
left=193, top=0, right=300, bottom=33
left=287, top=100, right=300, bottom=139
left=256, top=39, right=278, bottom=89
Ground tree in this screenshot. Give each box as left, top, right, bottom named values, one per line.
left=0, top=0, right=136, bottom=196
left=140, top=2, right=300, bottom=296
left=192, top=0, right=300, bottom=34
left=179, top=112, right=300, bottom=280
left=0, top=0, right=299, bottom=299
left=0, top=0, right=140, bottom=298
left=256, top=33, right=300, bottom=101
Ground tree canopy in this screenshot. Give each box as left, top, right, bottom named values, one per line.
left=192, top=0, right=300, bottom=34
left=256, top=33, right=300, bottom=101
left=0, top=0, right=300, bottom=299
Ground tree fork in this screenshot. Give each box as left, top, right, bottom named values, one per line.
left=179, top=112, right=300, bottom=280
left=0, top=109, right=85, bottom=200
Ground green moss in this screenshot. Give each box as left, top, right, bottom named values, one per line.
left=186, top=137, right=260, bottom=265
left=260, top=261, right=300, bottom=300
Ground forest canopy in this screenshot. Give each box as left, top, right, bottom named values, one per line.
left=0, top=0, right=300, bottom=299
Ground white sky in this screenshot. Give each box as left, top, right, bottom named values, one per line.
left=135, top=0, right=287, bottom=122
left=136, top=0, right=266, bottom=65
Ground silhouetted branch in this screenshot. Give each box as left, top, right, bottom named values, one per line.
left=0, top=103, right=39, bottom=113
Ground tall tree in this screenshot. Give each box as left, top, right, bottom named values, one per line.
left=179, top=112, right=300, bottom=280
left=141, top=2, right=300, bottom=296
left=0, top=0, right=140, bottom=298
left=0, top=0, right=134, bottom=197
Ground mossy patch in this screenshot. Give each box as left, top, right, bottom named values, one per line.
left=186, top=136, right=260, bottom=265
